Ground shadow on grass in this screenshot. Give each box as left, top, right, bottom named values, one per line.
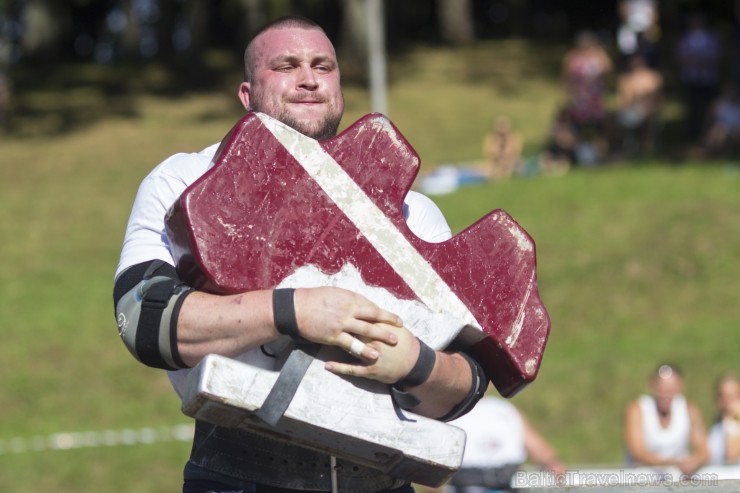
left=3, top=50, right=243, bottom=139
left=2, top=40, right=710, bottom=164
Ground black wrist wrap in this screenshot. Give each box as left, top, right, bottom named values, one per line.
left=390, top=339, right=437, bottom=410
left=273, top=288, right=301, bottom=340
left=396, top=339, right=436, bottom=389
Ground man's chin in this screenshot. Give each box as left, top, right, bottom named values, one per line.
left=279, top=113, right=342, bottom=140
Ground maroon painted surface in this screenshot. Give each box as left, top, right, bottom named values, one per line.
left=165, top=112, right=550, bottom=397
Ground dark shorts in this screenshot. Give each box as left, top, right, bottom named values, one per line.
left=183, top=479, right=415, bottom=493
left=182, top=462, right=415, bottom=493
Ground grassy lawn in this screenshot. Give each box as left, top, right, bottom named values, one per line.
left=1, top=40, right=739, bottom=491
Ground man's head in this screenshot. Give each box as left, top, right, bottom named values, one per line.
left=649, top=364, right=683, bottom=415
left=238, top=16, right=344, bottom=140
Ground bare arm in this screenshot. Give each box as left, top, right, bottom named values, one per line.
left=177, top=286, right=403, bottom=367
left=676, top=402, right=709, bottom=475
left=624, top=401, right=675, bottom=466
left=522, top=414, right=566, bottom=476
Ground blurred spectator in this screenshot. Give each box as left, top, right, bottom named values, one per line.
left=442, top=391, right=566, bottom=493
left=616, top=54, right=663, bottom=158
left=704, top=84, right=740, bottom=159
left=733, top=1, right=740, bottom=86
left=707, top=373, right=740, bottom=465
left=616, top=0, right=660, bottom=69
left=0, top=11, right=13, bottom=129
left=539, top=108, right=576, bottom=174
left=676, top=12, right=722, bottom=143
left=482, top=116, right=524, bottom=181
left=562, top=31, right=613, bottom=165
left=624, top=364, right=709, bottom=477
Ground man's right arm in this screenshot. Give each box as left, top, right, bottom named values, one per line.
left=114, top=153, right=401, bottom=370
left=176, top=286, right=403, bottom=367
left=114, top=260, right=402, bottom=370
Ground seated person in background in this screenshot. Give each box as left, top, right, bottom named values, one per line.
left=616, top=54, right=663, bottom=157
left=562, top=31, right=613, bottom=165
left=707, top=373, right=740, bottom=465
left=539, top=107, right=577, bottom=175
left=482, top=116, right=524, bottom=181
left=443, top=388, right=566, bottom=493
left=704, top=84, right=740, bottom=158
left=624, top=364, right=709, bottom=477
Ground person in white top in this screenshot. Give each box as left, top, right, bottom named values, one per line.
left=707, top=373, right=740, bottom=465
left=439, top=387, right=565, bottom=493
left=624, top=364, right=709, bottom=476
left=113, top=15, right=489, bottom=493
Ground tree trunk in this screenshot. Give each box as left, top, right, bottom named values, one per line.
left=338, top=0, right=368, bottom=82
left=120, top=0, right=140, bottom=60
left=241, top=0, right=268, bottom=39
left=20, top=0, right=70, bottom=59
left=437, top=0, right=474, bottom=45
left=181, top=0, right=209, bottom=86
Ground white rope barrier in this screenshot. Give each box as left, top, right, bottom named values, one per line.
left=0, top=423, right=194, bottom=455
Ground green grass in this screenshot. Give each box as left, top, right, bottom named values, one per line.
left=432, top=165, right=740, bottom=463
left=1, top=40, right=739, bottom=491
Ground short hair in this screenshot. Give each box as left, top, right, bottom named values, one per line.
left=243, top=16, right=327, bottom=81
left=651, top=363, right=683, bottom=381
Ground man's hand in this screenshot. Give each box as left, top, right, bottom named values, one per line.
left=293, top=287, right=402, bottom=360
left=323, top=324, right=419, bottom=384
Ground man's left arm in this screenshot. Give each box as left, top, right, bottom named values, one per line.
left=399, top=346, right=485, bottom=420
left=324, top=325, right=487, bottom=420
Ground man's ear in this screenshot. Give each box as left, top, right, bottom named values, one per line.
left=238, top=82, right=251, bottom=111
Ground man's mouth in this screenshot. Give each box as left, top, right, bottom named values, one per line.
left=289, top=98, right=324, bottom=104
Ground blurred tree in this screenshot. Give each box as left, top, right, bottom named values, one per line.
left=120, top=0, right=139, bottom=59
left=438, top=0, right=474, bottom=44
left=338, top=0, right=367, bottom=81
left=239, top=0, right=269, bottom=46
left=21, top=0, right=70, bottom=59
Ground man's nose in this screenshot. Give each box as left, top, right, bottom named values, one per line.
left=298, top=65, right=319, bottom=89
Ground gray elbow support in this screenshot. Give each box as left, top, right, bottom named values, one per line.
left=114, top=261, right=193, bottom=370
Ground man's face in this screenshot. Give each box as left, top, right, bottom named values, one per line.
left=241, top=27, right=344, bottom=140
left=650, top=374, right=682, bottom=414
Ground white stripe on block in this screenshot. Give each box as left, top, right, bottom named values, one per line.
left=257, top=113, right=481, bottom=330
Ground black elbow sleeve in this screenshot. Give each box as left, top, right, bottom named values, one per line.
left=113, top=260, right=193, bottom=370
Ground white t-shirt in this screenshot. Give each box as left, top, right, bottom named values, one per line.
left=637, top=394, right=691, bottom=460
left=708, top=420, right=725, bottom=465
left=450, top=396, right=527, bottom=468
left=116, top=143, right=451, bottom=277
left=116, top=141, right=453, bottom=396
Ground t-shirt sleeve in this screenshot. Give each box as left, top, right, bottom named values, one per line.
left=115, top=148, right=216, bottom=279
left=403, top=190, right=452, bottom=243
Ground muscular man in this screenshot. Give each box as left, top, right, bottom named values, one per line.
left=114, top=16, right=487, bottom=493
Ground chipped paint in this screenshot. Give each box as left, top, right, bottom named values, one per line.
left=276, top=263, right=467, bottom=350
left=215, top=216, right=239, bottom=238
left=524, top=358, right=537, bottom=375
left=505, top=270, right=535, bottom=348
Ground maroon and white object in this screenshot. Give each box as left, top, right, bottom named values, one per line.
left=165, top=112, right=550, bottom=397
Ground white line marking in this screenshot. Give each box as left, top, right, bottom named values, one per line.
left=0, top=424, right=194, bottom=455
